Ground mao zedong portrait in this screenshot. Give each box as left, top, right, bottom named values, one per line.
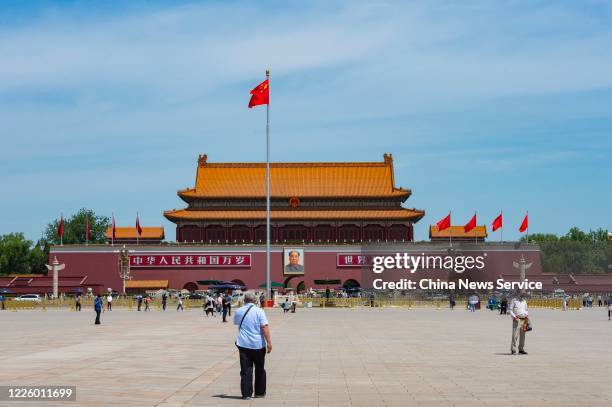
left=284, top=250, right=304, bottom=273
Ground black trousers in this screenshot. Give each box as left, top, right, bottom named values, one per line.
left=222, top=307, right=228, bottom=322
left=75, top=303, right=81, bottom=311
left=95, top=310, right=101, bottom=324
left=238, top=346, right=266, bottom=397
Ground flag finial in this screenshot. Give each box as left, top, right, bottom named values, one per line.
left=266, top=69, right=270, bottom=77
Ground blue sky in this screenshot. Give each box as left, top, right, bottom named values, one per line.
left=1, top=0, right=611, bottom=242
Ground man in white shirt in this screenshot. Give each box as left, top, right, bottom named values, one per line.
left=234, top=292, right=272, bottom=400
left=508, top=292, right=528, bottom=355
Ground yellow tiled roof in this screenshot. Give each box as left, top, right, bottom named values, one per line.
left=125, top=280, right=169, bottom=289
left=429, top=225, right=488, bottom=239
left=105, top=227, right=165, bottom=239
left=164, top=209, right=424, bottom=222
left=178, top=154, right=410, bottom=199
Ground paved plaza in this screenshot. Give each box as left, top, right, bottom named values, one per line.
left=0, top=306, right=611, bottom=407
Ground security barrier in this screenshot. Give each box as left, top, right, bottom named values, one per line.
left=0, top=296, right=585, bottom=311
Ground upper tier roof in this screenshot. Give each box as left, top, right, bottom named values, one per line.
left=178, top=153, right=411, bottom=200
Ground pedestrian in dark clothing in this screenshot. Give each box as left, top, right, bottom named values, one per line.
left=94, top=295, right=103, bottom=325
left=500, top=298, right=508, bottom=315
left=222, top=295, right=229, bottom=322
left=75, top=295, right=82, bottom=311
left=137, top=295, right=143, bottom=311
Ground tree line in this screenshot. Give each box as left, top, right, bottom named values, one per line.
left=0, top=208, right=109, bottom=275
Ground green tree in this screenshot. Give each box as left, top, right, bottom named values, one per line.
left=0, top=233, right=36, bottom=275
left=44, top=208, right=110, bottom=245
left=520, top=233, right=559, bottom=242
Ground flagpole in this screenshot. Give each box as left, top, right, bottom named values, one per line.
left=449, top=210, right=452, bottom=247
left=136, top=212, right=139, bottom=246
left=265, top=69, right=271, bottom=300
left=500, top=210, right=503, bottom=243
left=474, top=210, right=477, bottom=244
left=86, top=216, right=89, bottom=246
left=526, top=210, right=529, bottom=243
left=60, top=213, right=63, bottom=246
left=112, top=212, right=115, bottom=247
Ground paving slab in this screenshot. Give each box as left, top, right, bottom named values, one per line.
left=0, top=306, right=611, bottom=406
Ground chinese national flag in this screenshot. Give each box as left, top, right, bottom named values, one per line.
left=492, top=213, right=503, bottom=232
left=58, top=215, right=64, bottom=239
left=519, top=213, right=529, bottom=233
left=136, top=214, right=142, bottom=236
left=436, top=213, right=451, bottom=231
left=248, top=79, right=269, bottom=108
left=464, top=214, right=477, bottom=233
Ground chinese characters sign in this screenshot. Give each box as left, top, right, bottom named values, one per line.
left=129, top=254, right=251, bottom=268
left=337, top=254, right=374, bottom=267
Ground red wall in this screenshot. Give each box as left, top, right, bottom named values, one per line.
left=50, top=243, right=545, bottom=293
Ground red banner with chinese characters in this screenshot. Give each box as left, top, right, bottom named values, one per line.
left=337, top=254, right=374, bottom=267
left=129, top=254, right=251, bottom=268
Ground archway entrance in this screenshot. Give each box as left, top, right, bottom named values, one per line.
left=183, top=282, right=198, bottom=292
left=284, top=276, right=297, bottom=289
left=296, top=281, right=305, bottom=294
left=343, top=279, right=360, bottom=289
left=231, top=279, right=246, bottom=288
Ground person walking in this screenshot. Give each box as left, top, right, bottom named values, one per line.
left=509, top=293, right=529, bottom=355
left=106, top=293, right=113, bottom=311
left=75, top=295, right=82, bottom=312
left=607, top=298, right=612, bottom=321
left=234, top=292, right=272, bottom=400
left=144, top=296, right=151, bottom=312
left=216, top=294, right=223, bottom=314
left=205, top=294, right=215, bottom=317
left=162, top=292, right=168, bottom=311
left=94, top=294, right=103, bottom=325
left=500, top=297, right=508, bottom=315
left=222, top=294, right=229, bottom=322
left=291, top=298, right=297, bottom=313
left=177, top=296, right=184, bottom=311
left=449, top=296, right=456, bottom=310
left=137, top=295, right=143, bottom=311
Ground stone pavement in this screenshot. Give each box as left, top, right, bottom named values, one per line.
left=0, top=306, right=611, bottom=407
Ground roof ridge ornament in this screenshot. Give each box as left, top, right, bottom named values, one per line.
left=198, top=154, right=208, bottom=167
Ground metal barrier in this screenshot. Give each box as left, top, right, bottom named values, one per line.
left=0, top=296, right=584, bottom=311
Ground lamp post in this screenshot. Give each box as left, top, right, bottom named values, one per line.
left=118, top=245, right=132, bottom=295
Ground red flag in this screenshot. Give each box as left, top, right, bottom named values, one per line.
left=112, top=215, right=116, bottom=240
left=436, top=213, right=451, bottom=231
left=492, top=213, right=503, bottom=232
left=248, top=79, right=269, bottom=108
left=136, top=214, right=142, bottom=236
left=85, top=217, right=90, bottom=242
left=58, top=215, right=64, bottom=239
left=519, top=213, right=529, bottom=233
left=464, top=213, right=477, bottom=233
